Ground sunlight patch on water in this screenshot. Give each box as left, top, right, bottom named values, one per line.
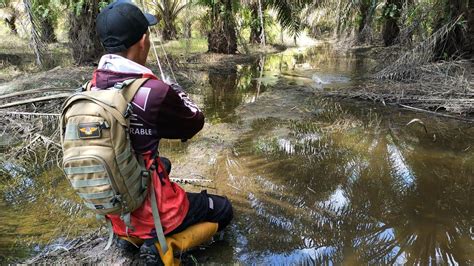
left=277, top=138, right=295, bottom=155
left=320, top=186, right=349, bottom=210
left=247, top=246, right=337, bottom=265
left=387, top=144, right=415, bottom=187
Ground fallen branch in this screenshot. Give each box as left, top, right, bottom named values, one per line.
left=398, top=104, right=474, bottom=123
left=0, top=87, right=71, bottom=100
left=0, top=93, right=70, bottom=108
left=0, top=110, right=61, bottom=116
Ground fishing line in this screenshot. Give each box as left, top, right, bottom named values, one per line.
left=136, top=0, right=176, bottom=83
left=154, top=27, right=177, bottom=82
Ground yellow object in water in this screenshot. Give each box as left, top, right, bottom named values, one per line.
left=156, top=222, right=219, bottom=266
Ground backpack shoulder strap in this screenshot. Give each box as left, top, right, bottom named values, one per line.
left=121, top=78, right=150, bottom=103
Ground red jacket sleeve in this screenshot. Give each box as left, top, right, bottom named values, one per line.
left=155, top=84, right=204, bottom=140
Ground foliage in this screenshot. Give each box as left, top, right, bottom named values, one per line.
left=146, top=0, right=190, bottom=40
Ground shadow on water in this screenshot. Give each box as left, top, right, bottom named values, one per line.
left=1, top=43, right=472, bottom=264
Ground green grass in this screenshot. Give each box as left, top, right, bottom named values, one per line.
left=156, top=37, right=208, bottom=57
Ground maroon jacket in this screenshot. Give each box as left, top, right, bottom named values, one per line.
left=92, top=69, right=204, bottom=152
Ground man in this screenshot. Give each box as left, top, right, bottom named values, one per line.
left=93, top=0, right=233, bottom=263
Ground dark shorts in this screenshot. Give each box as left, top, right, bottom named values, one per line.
left=167, top=191, right=233, bottom=236
left=159, top=157, right=233, bottom=235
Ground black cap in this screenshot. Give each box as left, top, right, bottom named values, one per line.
left=96, top=0, right=158, bottom=53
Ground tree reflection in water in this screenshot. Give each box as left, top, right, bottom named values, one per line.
left=230, top=99, right=473, bottom=264
left=204, top=57, right=267, bottom=123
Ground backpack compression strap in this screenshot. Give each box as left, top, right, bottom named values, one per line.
left=120, top=77, right=169, bottom=254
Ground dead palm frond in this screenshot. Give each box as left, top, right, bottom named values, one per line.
left=375, top=16, right=463, bottom=81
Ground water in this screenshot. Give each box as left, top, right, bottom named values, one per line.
left=1, top=44, right=473, bottom=264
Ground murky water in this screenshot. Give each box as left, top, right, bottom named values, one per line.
left=1, top=44, right=473, bottom=264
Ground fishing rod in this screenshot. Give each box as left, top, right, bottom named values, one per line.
left=137, top=0, right=176, bottom=84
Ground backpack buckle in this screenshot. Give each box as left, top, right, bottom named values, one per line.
left=141, top=170, right=150, bottom=178
left=113, top=82, right=124, bottom=90
left=141, top=170, right=151, bottom=191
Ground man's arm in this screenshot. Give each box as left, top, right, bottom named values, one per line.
left=155, top=84, right=204, bottom=140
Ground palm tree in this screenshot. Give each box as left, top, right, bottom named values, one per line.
left=68, top=0, right=104, bottom=64
left=243, top=0, right=312, bottom=45
left=149, top=0, right=189, bottom=40
left=198, top=0, right=238, bottom=54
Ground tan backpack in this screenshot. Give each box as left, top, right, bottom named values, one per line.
left=59, top=78, right=168, bottom=252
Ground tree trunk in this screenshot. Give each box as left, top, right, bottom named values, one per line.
left=162, top=21, right=177, bottom=40
left=208, top=0, right=237, bottom=54
left=434, top=0, right=470, bottom=59
left=257, top=0, right=265, bottom=46
left=183, top=21, right=192, bottom=38
left=183, top=0, right=191, bottom=39
left=333, top=0, right=342, bottom=37
left=68, top=0, right=104, bottom=64
left=464, top=5, right=473, bottom=58
left=162, top=6, right=177, bottom=41
left=23, top=0, right=45, bottom=67
left=40, top=16, right=57, bottom=43
left=249, top=3, right=263, bottom=44
left=382, top=0, right=403, bottom=46
left=357, top=0, right=376, bottom=44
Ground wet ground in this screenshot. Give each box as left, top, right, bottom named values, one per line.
left=1, top=44, right=473, bottom=264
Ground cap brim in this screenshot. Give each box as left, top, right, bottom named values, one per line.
left=145, top=13, right=158, bottom=26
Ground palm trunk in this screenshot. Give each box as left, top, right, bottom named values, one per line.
left=162, top=5, right=177, bottom=40
left=68, top=0, right=104, bottom=64
left=334, top=0, right=342, bottom=37
left=257, top=0, right=265, bottom=46
left=249, top=3, right=262, bottom=44
left=40, top=16, right=57, bottom=43
left=208, top=0, right=237, bottom=54
left=183, top=0, right=191, bottom=39
left=382, top=0, right=403, bottom=46
left=23, top=0, right=44, bottom=67
left=434, top=0, right=471, bottom=59
left=162, top=21, right=177, bottom=40
left=464, top=5, right=473, bottom=58
left=357, top=0, right=376, bottom=44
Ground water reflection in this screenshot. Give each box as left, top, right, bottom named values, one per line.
left=223, top=100, right=473, bottom=264
left=204, top=56, right=268, bottom=123
left=0, top=160, right=95, bottom=263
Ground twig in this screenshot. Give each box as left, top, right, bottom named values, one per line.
left=227, top=183, right=241, bottom=191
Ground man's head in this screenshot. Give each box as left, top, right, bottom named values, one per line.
left=96, top=0, right=157, bottom=65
